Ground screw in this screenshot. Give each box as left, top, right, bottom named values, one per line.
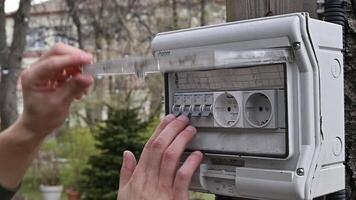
left=296, top=168, right=305, bottom=176
left=293, top=42, right=301, bottom=50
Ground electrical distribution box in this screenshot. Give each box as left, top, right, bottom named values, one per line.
left=152, top=13, right=344, bottom=200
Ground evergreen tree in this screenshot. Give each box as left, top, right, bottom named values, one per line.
left=80, top=107, right=151, bottom=200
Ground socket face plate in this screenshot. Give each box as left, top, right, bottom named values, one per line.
left=245, top=92, right=273, bottom=128
left=213, top=92, right=240, bottom=127
left=165, top=64, right=288, bottom=157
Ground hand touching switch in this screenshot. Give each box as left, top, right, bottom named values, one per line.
left=118, top=114, right=203, bottom=200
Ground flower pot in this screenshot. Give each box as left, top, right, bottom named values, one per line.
left=66, top=188, right=80, bottom=200
left=40, top=185, right=63, bottom=200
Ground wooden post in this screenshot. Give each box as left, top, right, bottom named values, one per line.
left=226, top=0, right=317, bottom=22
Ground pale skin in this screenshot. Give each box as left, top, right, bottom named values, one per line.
left=0, top=43, right=203, bottom=200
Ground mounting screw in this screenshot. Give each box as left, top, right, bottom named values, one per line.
left=293, top=42, right=301, bottom=50
left=296, top=168, right=305, bottom=176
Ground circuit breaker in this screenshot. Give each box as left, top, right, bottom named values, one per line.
left=152, top=13, right=344, bottom=200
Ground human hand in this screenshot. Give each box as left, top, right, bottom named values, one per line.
left=118, top=114, right=203, bottom=200
left=19, top=43, right=93, bottom=138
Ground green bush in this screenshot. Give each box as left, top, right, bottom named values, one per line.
left=58, top=127, right=98, bottom=189
left=79, top=107, right=155, bottom=200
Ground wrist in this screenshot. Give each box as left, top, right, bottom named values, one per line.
left=14, top=115, right=48, bottom=145
left=19, top=111, right=53, bottom=136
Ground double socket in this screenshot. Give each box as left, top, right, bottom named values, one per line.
left=171, top=89, right=285, bottom=129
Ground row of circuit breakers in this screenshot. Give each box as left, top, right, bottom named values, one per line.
left=171, top=90, right=285, bottom=129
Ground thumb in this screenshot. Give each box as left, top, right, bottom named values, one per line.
left=119, top=151, right=137, bottom=188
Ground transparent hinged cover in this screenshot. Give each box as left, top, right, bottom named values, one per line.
left=173, top=64, right=285, bottom=92
left=83, top=56, right=158, bottom=79
left=157, top=48, right=293, bottom=72
left=83, top=48, right=293, bottom=78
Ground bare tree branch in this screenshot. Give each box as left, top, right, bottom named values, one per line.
left=66, top=0, right=84, bottom=48
left=200, top=0, right=206, bottom=26
left=172, top=0, right=178, bottom=29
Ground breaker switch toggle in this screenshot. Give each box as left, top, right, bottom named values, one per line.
left=201, top=104, right=213, bottom=117
left=172, top=104, right=183, bottom=116
left=191, top=104, right=202, bottom=117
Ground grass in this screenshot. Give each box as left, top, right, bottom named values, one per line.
left=190, top=191, right=216, bottom=200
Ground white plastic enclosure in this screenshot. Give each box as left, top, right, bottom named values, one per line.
left=152, top=13, right=344, bottom=200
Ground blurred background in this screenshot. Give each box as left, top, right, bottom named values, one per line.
left=0, top=0, right=225, bottom=199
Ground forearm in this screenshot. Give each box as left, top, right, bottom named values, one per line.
left=0, top=116, right=45, bottom=189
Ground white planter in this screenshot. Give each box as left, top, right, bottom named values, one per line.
left=40, top=185, right=63, bottom=200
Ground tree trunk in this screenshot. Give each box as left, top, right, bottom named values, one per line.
left=226, top=0, right=317, bottom=22
left=0, top=0, right=31, bottom=130
left=0, top=1, right=8, bottom=67
left=0, top=0, right=8, bottom=130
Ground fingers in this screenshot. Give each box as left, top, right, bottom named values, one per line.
left=173, top=151, right=203, bottom=197
left=119, top=151, right=137, bottom=188
left=117, top=117, right=201, bottom=199
left=138, top=114, right=177, bottom=164
left=136, top=114, right=176, bottom=177
left=30, top=54, right=92, bottom=81
left=60, top=74, right=93, bottom=103
left=151, top=115, right=190, bottom=152
left=39, top=43, right=88, bottom=61
left=145, top=114, right=176, bottom=148
left=159, top=125, right=197, bottom=187
left=139, top=115, right=190, bottom=177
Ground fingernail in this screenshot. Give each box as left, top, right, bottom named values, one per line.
left=177, top=115, right=189, bottom=123
left=165, top=114, right=176, bottom=122
left=193, top=151, right=203, bottom=158
left=86, top=53, right=93, bottom=59
left=123, top=151, right=129, bottom=161
left=80, top=53, right=92, bottom=62
left=186, top=125, right=197, bottom=133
